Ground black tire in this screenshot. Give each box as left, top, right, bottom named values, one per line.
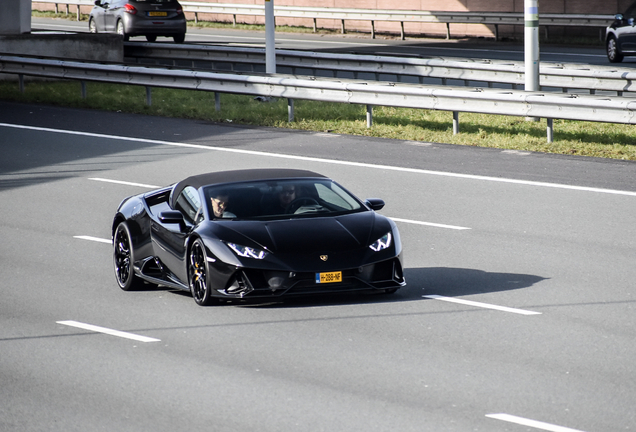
left=146, top=35, right=157, bottom=42
left=173, top=33, right=185, bottom=44
left=116, top=20, right=129, bottom=41
left=113, top=222, right=144, bottom=291
left=88, top=18, right=97, bottom=34
left=607, top=36, right=624, bottom=63
left=188, top=239, right=216, bottom=306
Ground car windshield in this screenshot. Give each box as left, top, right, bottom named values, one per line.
left=203, top=179, right=365, bottom=220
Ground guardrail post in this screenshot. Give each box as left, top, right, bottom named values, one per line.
left=547, top=118, right=553, bottom=143
left=18, top=74, right=24, bottom=93
left=65, top=4, right=69, bottom=15
left=446, top=23, right=451, bottom=40
left=453, top=111, right=459, bottom=134
left=494, top=24, right=499, bottom=41
left=288, top=98, right=294, bottom=122
left=313, top=18, right=317, bottom=33
left=232, top=14, right=236, bottom=27
left=366, top=105, right=373, bottom=128
left=341, top=19, right=346, bottom=34
left=371, top=21, right=375, bottom=39
left=76, top=5, right=80, bottom=21
left=194, top=12, right=198, bottom=24
left=215, top=92, right=220, bottom=111
left=81, top=81, right=87, bottom=99
left=400, top=22, right=405, bottom=40
left=146, top=86, right=152, bottom=106
left=55, top=3, right=59, bottom=14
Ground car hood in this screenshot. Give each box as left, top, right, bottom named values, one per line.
left=209, top=211, right=389, bottom=254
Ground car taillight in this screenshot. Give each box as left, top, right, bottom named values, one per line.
left=176, top=5, right=183, bottom=14
left=124, top=3, right=137, bottom=14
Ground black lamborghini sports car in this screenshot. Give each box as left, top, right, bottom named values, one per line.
left=112, top=169, right=405, bottom=305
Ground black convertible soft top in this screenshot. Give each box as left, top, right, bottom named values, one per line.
left=170, top=168, right=326, bottom=209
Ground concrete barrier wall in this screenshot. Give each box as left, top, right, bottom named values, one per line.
left=0, top=33, right=123, bottom=62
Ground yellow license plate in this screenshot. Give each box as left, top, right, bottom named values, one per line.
left=148, top=11, right=168, bottom=16
left=316, top=271, right=342, bottom=284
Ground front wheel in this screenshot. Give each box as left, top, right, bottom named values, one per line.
left=188, top=239, right=216, bottom=306
left=113, top=222, right=144, bottom=291
left=607, top=37, right=623, bottom=63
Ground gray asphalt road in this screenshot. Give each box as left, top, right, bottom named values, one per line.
left=2, top=101, right=636, bottom=432
left=31, top=16, right=618, bottom=66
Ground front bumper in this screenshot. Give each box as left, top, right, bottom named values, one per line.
left=211, top=257, right=406, bottom=299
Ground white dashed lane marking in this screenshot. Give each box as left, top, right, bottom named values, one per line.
left=424, top=295, right=541, bottom=315
left=57, top=320, right=161, bottom=342
left=486, top=413, right=587, bottom=432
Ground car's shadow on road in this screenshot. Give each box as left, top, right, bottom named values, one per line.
left=213, top=267, right=547, bottom=309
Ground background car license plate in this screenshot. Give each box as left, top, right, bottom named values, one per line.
left=148, top=11, right=168, bottom=16
left=316, top=271, right=342, bottom=283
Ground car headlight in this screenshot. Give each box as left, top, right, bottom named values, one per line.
left=369, top=232, right=392, bottom=252
left=227, top=242, right=268, bottom=259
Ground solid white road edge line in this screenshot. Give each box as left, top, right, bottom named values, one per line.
left=89, top=177, right=159, bottom=188
left=73, top=235, right=111, bottom=244
left=3, top=123, right=634, bottom=197
left=486, top=413, right=587, bottom=432
left=57, top=320, right=161, bottom=343
left=424, top=295, right=541, bottom=315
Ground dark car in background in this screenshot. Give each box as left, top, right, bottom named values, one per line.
left=89, top=0, right=186, bottom=43
left=606, top=1, right=636, bottom=62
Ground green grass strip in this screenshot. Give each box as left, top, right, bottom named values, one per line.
left=2, top=79, right=635, bottom=160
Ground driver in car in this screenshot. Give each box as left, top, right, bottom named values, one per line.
left=211, top=191, right=236, bottom=218
left=262, top=184, right=297, bottom=215
left=277, top=185, right=297, bottom=211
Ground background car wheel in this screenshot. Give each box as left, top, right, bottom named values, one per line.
left=88, top=18, right=97, bottom=33
left=116, top=20, right=129, bottom=41
left=145, top=35, right=157, bottom=42
left=188, top=239, right=216, bottom=306
left=113, top=222, right=144, bottom=291
left=173, top=33, right=185, bottom=43
left=607, top=37, right=623, bottom=63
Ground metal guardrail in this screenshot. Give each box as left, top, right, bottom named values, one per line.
left=125, top=43, right=636, bottom=96
left=3, top=55, right=636, bottom=144
left=32, top=0, right=614, bottom=40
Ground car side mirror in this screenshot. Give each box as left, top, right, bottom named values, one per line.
left=159, top=210, right=184, bottom=224
left=616, top=13, right=624, bottom=21
left=365, top=198, right=385, bottom=211
left=159, top=211, right=187, bottom=231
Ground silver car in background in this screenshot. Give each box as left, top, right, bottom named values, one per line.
left=89, top=0, right=187, bottom=43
